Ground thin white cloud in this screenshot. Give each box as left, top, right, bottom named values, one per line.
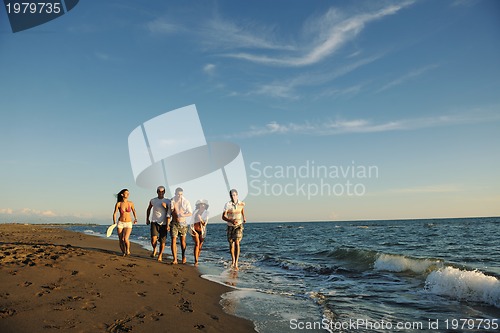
left=0, top=208, right=13, bottom=214
left=245, top=54, right=381, bottom=99
left=95, top=52, right=111, bottom=61
left=147, top=18, right=182, bottom=34
left=316, top=83, right=364, bottom=99
left=227, top=109, right=500, bottom=138
left=203, top=63, right=216, bottom=75
left=21, top=208, right=57, bottom=217
left=202, top=18, right=296, bottom=51
left=223, top=2, right=414, bottom=67
left=387, top=184, right=462, bottom=194
left=1, top=208, right=58, bottom=217
left=376, top=64, right=440, bottom=93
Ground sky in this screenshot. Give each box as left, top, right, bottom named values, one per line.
left=1, top=0, right=499, bottom=224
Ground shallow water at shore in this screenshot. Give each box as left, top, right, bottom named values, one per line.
left=67, top=217, right=500, bottom=332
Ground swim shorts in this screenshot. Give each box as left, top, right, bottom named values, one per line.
left=151, top=222, right=168, bottom=244
left=227, top=225, right=244, bottom=243
left=117, top=221, right=133, bottom=229
left=170, top=222, right=188, bottom=238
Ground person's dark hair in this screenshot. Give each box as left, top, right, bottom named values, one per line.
left=229, top=189, right=238, bottom=202
left=117, top=189, right=128, bottom=203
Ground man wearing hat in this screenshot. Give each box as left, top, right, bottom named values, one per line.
left=146, top=186, right=171, bottom=262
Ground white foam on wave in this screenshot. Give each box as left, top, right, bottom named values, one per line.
left=425, top=266, right=500, bottom=308
left=374, top=254, right=440, bottom=273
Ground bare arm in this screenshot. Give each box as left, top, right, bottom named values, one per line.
left=222, top=210, right=235, bottom=224
left=112, top=203, right=119, bottom=224
left=131, top=202, right=138, bottom=224
left=146, top=201, right=153, bottom=225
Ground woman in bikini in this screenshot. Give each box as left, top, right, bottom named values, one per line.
left=113, top=189, right=138, bottom=256
left=189, top=199, right=209, bottom=266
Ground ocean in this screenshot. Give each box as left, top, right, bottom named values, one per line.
left=65, top=217, right=500, bottom=332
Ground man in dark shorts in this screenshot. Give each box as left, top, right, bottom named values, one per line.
left=146, top=186, right=171, bottom=262
left=222, top=189, right=246, bottom=270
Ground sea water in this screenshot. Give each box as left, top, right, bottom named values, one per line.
left=65, top=217, right=500, bottom=332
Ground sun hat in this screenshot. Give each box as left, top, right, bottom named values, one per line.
left=195, top=199, right=209, bottom=208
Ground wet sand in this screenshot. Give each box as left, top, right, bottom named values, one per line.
left=0, top=224, right=255, bottom=333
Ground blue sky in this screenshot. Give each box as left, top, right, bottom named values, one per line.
left=1, top=0, right=499, bottom=223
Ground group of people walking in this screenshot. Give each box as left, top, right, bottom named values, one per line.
left=112, top=186, right=246, bottom=270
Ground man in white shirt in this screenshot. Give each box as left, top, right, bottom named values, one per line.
left=146, top=186, right=171, bottom=262
left=222, top=189, right=246, bottom=270
left=170, top=187, right=192, bottom=264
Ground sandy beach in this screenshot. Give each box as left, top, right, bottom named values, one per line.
left=0, top=224, right=255, bottom=333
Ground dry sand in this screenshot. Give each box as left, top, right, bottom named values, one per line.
left=0, top=224, right=255, bottom=333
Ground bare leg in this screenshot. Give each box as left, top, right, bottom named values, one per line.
left=151, top=235, right=158, bottom=257
left=180, top=236, right=187, bottom=264
left=158, top=240, right=165, bottom=262
left=229, top=241, right=236, bottom=268
left=117, top=228, right=125, bottom=255
left=233, top=240, right=240, bottom=270
left=123, top=227, right=132, bottom=255
left=192, top=234, right=201, bottom=265
left=171, top=236, right=178, bottom=264
left=198, top=239, right=204, bottom=257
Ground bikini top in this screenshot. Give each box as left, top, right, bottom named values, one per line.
left=120, top=203, right=131, bottom=214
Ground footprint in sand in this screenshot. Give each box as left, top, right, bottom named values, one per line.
left=0, top=307, right=16, bottom=318
left=107, top=317, right=132, bottom=332
left=82, top=302, right=97, bottom=311
left=150, top=312, right=163, bottom=321
left=177, top=298, right=193, bottom=312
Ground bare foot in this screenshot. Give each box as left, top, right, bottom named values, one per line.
left=172, top=260, right=178, bottom=264
left=182, top=257, right=187, bottom=264
left=157, top=255, right=163, bottom=262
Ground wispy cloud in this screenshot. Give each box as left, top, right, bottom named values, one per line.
left=376, top=64, right=440, bottom=93
left=0, top=208, right=13, bottom=214
left=223, top=2, right=414, bottom=67
left=242, top=54, right=382, bottom=99
left=227, top=109, right=500, bottom=138
left=95, top=52, right=111, bottom=61
left=387, top=184, right=462, bottom=194
left=202, top=18, right=296, bottom=51
left=203, top=63, right=216, bottom=75
left=146, top=18, right=183, bottom=34
left=0, top=208, right=57, bottom=217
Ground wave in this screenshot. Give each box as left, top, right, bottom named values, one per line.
left=374, top=254, right=442, bottom=274
left=326, top=248, right=379, bottom=271
left=424, top=267, right=500, bottom=308
left=260, top=255, right=340, bottom=276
